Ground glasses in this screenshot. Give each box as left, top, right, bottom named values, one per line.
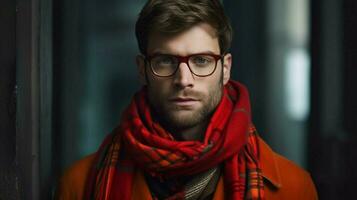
left=145, top=53, right=223, bottom=77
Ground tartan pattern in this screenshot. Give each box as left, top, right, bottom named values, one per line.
left=85, top=80, right=265, bottom=200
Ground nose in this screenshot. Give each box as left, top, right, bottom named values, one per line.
left=173, top=62, right=194, bottom=88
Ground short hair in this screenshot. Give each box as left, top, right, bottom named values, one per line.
left=135, top=0, right=233, bottom=55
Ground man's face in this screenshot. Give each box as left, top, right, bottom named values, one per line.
left=137, top=23, right=232, bottom=131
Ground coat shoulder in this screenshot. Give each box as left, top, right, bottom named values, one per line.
left=258, top=137, right=318, bottom=199
left=274, top=151, right=318, bottom=199
left=55, top=153, right=96, bottom=200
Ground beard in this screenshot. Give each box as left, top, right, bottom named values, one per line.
left=147, top=75, right=224, bottom=132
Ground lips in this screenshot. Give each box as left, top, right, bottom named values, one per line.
left=169, top=97, right=199, bottom=106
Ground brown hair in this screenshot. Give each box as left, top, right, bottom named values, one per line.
left=135, top=0, right=233, bottom=55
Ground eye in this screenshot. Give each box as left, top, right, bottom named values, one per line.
left=191, top=55, right=213, bottom=65
left=155, top=55, right=176, bottom=65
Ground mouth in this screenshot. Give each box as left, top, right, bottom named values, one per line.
left=169, top=97, right=199, bottom=107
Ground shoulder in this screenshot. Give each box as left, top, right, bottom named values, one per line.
left=55, top=153, right=96, bottom=200
left=258, top=137, right=318, bottom=199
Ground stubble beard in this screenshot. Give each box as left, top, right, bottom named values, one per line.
left=148, top=77, right=224, bottom=132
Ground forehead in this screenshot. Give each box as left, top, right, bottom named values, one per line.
left=147, top=23, right=220, bottom=55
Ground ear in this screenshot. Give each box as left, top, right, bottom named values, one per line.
left=136, top=55, right=147, bottom=85
left=222, top=53, right=232, bottom=85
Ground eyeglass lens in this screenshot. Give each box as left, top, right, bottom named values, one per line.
left=151, top=55, right=217, bottom=76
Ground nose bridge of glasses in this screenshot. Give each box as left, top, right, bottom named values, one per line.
left=173, top=55, right=190, bottom=72
left=174, top=58, right=195, bottom=81
left=176, top=55, right=190, bottom=66
left=177, top=61, right=193, bottom=76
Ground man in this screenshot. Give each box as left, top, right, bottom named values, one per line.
left=56, top=0, right=318, bottom=199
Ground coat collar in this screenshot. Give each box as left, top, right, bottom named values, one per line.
left=258, top=137, right=282, bottom=189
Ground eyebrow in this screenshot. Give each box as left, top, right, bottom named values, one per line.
left=150, top=50, right=219, bottom=56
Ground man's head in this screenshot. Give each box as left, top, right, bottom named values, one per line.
left=135, top=0, right=233, bottom=134
left=135, top=0, right=233, bottom=55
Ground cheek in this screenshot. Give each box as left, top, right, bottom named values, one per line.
left=206, top=73, right=224, bottom=98
left=206, top=68, right=223, bottom=88
left=147, top=79, right=171, bottom=101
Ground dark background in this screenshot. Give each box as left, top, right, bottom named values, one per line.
left=0, top=0, right=356, bottom=199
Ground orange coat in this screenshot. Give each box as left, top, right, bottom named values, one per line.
left=55, top=137, right=318, bottom=199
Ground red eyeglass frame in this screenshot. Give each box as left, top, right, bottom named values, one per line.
left=145, top=53, right=224, bottom=77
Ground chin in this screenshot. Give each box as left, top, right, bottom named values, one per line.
left=165, top=110, right=204, bottom=128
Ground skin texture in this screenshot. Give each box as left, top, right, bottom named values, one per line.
left=136, top=23, right=232, bottom=141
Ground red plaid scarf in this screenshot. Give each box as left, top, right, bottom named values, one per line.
left=84, top=80, right=264, bottom=199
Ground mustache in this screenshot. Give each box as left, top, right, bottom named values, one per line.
left=169, top=89, right=205, bottom=99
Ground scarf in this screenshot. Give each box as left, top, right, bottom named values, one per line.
left=84, top=80, right=264, bottom=200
